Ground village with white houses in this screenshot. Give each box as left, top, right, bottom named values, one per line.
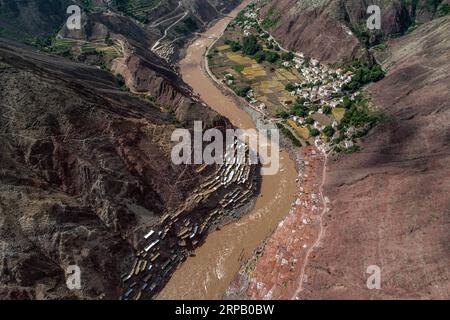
left=210, top=1, right=383, bottom=154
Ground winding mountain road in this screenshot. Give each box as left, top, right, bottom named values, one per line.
left=151, top=7, right=189, bottom=52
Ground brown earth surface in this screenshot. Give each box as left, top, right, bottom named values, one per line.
left=226, top=146, right=326, bottom=300
left=259, top=0, right=450, bottom=64
left=225, top=9, right=450, bottom=300
left=297, top=16, right=450, bottom=300
left=242, top=15, right=450, bottom=299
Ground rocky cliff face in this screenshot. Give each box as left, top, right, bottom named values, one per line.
left=258, top=0, right=449, bottom=63
left=297, top=16, right=450, bottom=299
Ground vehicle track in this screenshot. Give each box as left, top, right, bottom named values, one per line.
left=292, top=151, right=329, bottom=299
left=151, top=9, right=189, bottom=52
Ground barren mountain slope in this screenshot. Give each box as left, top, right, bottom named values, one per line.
left=259, top=0, right=450, bottom=63
left=0, top=38, right=257, bottom=299
left=0, top=0, right=243, bottom=62
left=297, top=16, right=450, bottom=299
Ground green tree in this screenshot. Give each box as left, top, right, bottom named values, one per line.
left=242, top=35, right=261, bottom=56
left=265, top=51, right=280, bottom=63
left=112, top=0, right=128, bottom=12
left=305, top=117, right=314, bottom=125
left=234, top=86, right=251, bottom=97
left=323, top=125, right=335, bottom=137
left=231, top=42, right=241, bottom=51
left=295, top=97, right=306, bottom=105
left=232, top=65, right=244, bottom=73
left=309, top=128, right=320, bottom=137
left=437, top=3, right=450, bottom=16
left=254, top=51, right=266, bottom=63
left=343, top=96, right=352, bottom=109
left=80, top=0, right=93, bottom=11
left=303, top=56, right=311, bottom=67
left=285, top=83, right=296, bottom=92
left=276, top=110, right=290, bottom=119
left=281, top=51, right=294, bottom=61
left=225, top=39, right=241, bottom=52
left=292, top=105, right=307, bottom=117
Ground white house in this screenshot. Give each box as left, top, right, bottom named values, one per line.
left=344, top=140, right=354, bottom=148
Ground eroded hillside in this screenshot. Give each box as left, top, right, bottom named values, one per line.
left=0, top=0, right=242, bottom=62
left=258, top=0, right=450, bottom=63
left=296, top=15, right=450, bottom=299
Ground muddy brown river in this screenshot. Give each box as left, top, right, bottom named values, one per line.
left=157, top=0, right=298, bottom=300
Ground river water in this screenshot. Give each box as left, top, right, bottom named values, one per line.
left=157, top=0, right=298, bottom=299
